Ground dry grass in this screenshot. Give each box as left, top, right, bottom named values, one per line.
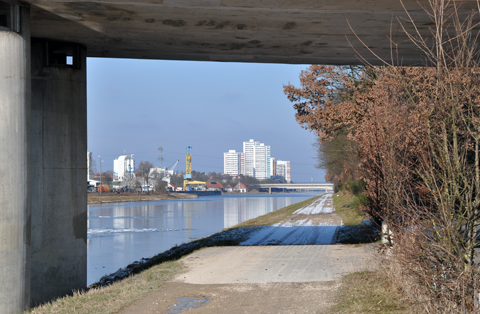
left=332, top=190, right=378, bottom=244
left=26, top=261, right=182, bottom=314
left=332, top=190, right=366, bottom=226
left=381, top=245, right=471, bottom=314
left=334, top=269, right=410, bottom=314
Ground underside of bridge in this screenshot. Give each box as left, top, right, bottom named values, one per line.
left=1, top=1, right=479, bottom=313
left=21, top=0, right=480, bottom=65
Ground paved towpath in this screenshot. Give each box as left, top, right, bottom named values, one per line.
left=117, top=194, right=376, bottom=314
left=241, top=194, right=340, bottom=246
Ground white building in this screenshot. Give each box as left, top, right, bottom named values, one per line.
left=223, top=150, right=245, bottom=176
left=113, top=155, right=135, bottom=182
left=254, top=144, right=268, bottom=179
left=149, top=167, right=165, bottom=180
left=276, top=160, right=291, bottom=183
left=149, top=160, right=179, bottom=185
left=243, top=139, right=271, bottom=180
left=243, top=139, right=256, bottom=177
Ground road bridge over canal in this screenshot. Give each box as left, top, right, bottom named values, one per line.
left=258, top=183, right=334, bottom=193
left=2, top=1, right=479, bottom=312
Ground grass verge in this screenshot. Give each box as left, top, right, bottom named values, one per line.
left=27, top=261, right=182, bottom=314
left=25, top=194, right=323, bottom=314
left=334, top=270, right=409, bottom=314
left=332, top=190, right=365, bottom=226
left=333, top=190, right=379, bottom=244
left=333, top=187, right=407, bottom=313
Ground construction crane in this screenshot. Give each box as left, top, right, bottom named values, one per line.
left=167, top=160, right=179, bottom=173
left=183, top=146, right=206, bottom=191
left=184, top=146, right=192, bottom=181
left=161, top=160, right=179, bottom=185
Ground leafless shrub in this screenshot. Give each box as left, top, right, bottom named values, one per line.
left=285, top=0, right=480, bottom=311
left=370, top=1, right=480, bottom=312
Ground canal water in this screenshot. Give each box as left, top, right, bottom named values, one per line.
left=87, top=192, right=320, bottom=285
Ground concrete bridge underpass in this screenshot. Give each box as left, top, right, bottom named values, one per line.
left=2, top=0, right=479, bottom=313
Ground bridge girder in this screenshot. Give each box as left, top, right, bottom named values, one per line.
left=25, top=0, right=480, bottom=65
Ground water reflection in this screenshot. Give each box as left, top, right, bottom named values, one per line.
left=223, top=197, right=294, bottom=228
left=87, top=193, right=318, bottom=285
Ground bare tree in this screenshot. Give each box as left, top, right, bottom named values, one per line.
left=137, top=161, right=153, bottom=192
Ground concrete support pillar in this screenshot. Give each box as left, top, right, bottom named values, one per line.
left=0, top=5, right=31, bottom=313
left=268, top=187, right=271, bottom=194
left=30, top=39, right=87, bottom=305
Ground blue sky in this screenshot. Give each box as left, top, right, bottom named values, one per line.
left=87, top=58, right=327, bottom=183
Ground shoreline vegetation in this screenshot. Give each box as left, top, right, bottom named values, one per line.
left=87, top=192, right=198, bottom=204
left=26, top=195, right=324, bottom=314
left=87, top=190, right=295, bottom=204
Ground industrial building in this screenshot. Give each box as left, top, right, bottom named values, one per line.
left=113, top=155, right=135, bottom=182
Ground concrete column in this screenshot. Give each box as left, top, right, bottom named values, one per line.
left=30, top=39, right=87, bottom=305
left=0, top=5, right=31, bottom=314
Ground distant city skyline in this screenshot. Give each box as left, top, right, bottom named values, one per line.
left=87, top=58, right=327, bottom=183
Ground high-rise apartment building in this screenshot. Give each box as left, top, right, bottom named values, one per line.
left=242, top=139, right=271, bottom=180
left=277, top=162, right=285, bottom=180
left=243, top=139, right=255, bottom=177
left=276, top=160, right=291, bottom=183
left=223, top=150, right=245, bottom=176
left=270, top=157, right=276, bottom=177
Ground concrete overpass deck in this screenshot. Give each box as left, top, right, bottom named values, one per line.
left=20, top=0, right=480, bottom=65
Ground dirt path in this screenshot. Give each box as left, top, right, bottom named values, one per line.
left=116, top=194, right=376, bottom=314
left=117, top=281, right=341, bottom=314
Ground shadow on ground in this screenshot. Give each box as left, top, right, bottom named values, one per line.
left=336, top=224, right=380, bottom=244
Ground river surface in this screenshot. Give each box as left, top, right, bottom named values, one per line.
left=87, top=192, right=320, bottom=285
